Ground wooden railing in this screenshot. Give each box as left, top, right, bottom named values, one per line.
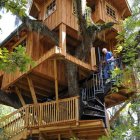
left=0, top=97, right=79, bottom=139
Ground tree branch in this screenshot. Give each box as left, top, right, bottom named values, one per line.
left=97, top=22, right=116, bottom=32
left=110, top=95, right=137, bottom=125
left=22, top=17, right=59, bottom=46
left=74, top=0, right=87, bottom=36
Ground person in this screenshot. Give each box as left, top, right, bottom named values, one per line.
left=102, top=48, right=115, bottom=80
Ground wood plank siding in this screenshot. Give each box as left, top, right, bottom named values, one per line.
left=92, top=0, right=123, bottom=32
left=41, top=0, right=78, bottom=31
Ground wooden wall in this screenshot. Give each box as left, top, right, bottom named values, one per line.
left=34, top=59, right=67, bottom=84
left=92, top=0, right=122, bottom=32
left=61, top=0, right=78, bottom=31
left=35, top=0, right=123, bottom=34
left=38, top=0, right=78, bottom=31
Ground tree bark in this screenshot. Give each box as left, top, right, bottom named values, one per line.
left=66, top=62, right=79, bottom=97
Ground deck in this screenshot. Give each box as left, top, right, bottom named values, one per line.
left=0, top=97, right=108, bottom=140
left=1, top=46, right=92, bottom=90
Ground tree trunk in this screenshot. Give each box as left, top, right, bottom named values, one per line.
left=66, top=62, right=79, bottom=97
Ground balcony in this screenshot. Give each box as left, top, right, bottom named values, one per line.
left=0, top=96, right=107, bottom=140
left=1, top=46, right=61, bottom=90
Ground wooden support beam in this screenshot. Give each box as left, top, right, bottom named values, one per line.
left=34, top=2, right=41, bottom=12
left=59, top=23, right=66, bottom=55
left=66, top=54, right=92, bottom=71
left=12, top=35, right=27, bottom=50
left=91, top=47, right=96, bottom=70
left=54, top=60, right=59, bottom=103
left=27, top=76, right=38, bottom=104
left=15, top=87, right=26, bottom=106
left=58, top=134, right=61, bottom=140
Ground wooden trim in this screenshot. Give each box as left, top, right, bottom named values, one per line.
left=59, top=23, right=66, bottom=55
left=27, top=76, right=38, bottom=104
left=15, top=87, right=26, bottom=106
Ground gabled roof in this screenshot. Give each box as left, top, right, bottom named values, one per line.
left=0, top=24, right=26, bottom=47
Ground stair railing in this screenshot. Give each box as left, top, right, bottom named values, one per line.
left=81, top=73, right=104, bottom=102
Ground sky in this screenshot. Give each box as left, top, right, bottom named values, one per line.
left=0, top=0, right=133, bottom=44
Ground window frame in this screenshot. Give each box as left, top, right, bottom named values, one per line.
left=105, top=2, right=117, bottom=20
left=46, top=0, right=56, bottom=18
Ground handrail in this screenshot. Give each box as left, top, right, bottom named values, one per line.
left=0, top=96, right=79, bottom=139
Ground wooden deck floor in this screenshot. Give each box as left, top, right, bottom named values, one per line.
left=11, top=120, right=107, bottom=140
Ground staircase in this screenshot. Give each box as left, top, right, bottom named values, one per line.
left=80, top=58, right=125, bottom=125
left=80, top=73, right=109, bottom=127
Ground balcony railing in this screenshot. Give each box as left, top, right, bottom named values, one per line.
left=0, top=96, right=79, bottom=139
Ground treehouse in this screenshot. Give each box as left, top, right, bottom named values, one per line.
left=0, top=0, right=136, bottom=140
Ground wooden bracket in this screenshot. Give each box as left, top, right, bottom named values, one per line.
left=15, top=87, right=26, bottom=106
left=27, top=76, right=38, bottom=104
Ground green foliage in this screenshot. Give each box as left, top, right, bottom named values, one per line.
left=0, top=105, right=15, bottom=118
left=85, top=7, right=92, bottom=27
left=116, top=0, right=140, bottom=66
left=0, top=0, right=27, bottom=17
left=99, top=95, right=140, bottom=140
left=0, top=46, right=34, bottom=73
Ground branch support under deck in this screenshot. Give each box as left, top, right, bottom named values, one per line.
left=15, top=87, right=26, bottom=106
left=27, top=76, right=38, bottom=104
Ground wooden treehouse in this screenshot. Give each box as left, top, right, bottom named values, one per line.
left=0, top=0, right=135, bottom=140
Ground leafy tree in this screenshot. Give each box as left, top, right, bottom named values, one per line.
left=99, top=1, right=140, bottom=139
left=0, top=104, right=15, bottom=118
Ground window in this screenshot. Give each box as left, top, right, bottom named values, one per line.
left=46, top=0, right=56, bottom=17
left=106, top=4, right=116, bottom=19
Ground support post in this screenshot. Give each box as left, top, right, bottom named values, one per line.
left=54, top=59, right=59, bottom=104
left=59, top=23, right=66, bottom=55
left=75, top=97, right=79, bottom=125
left=15, top=87, right=26, bottom=106
left=27, top=76, right=38, bottom=104
left=58, top=134, right=61, bottom=140
left=91, top=47, right=96, bottom=70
